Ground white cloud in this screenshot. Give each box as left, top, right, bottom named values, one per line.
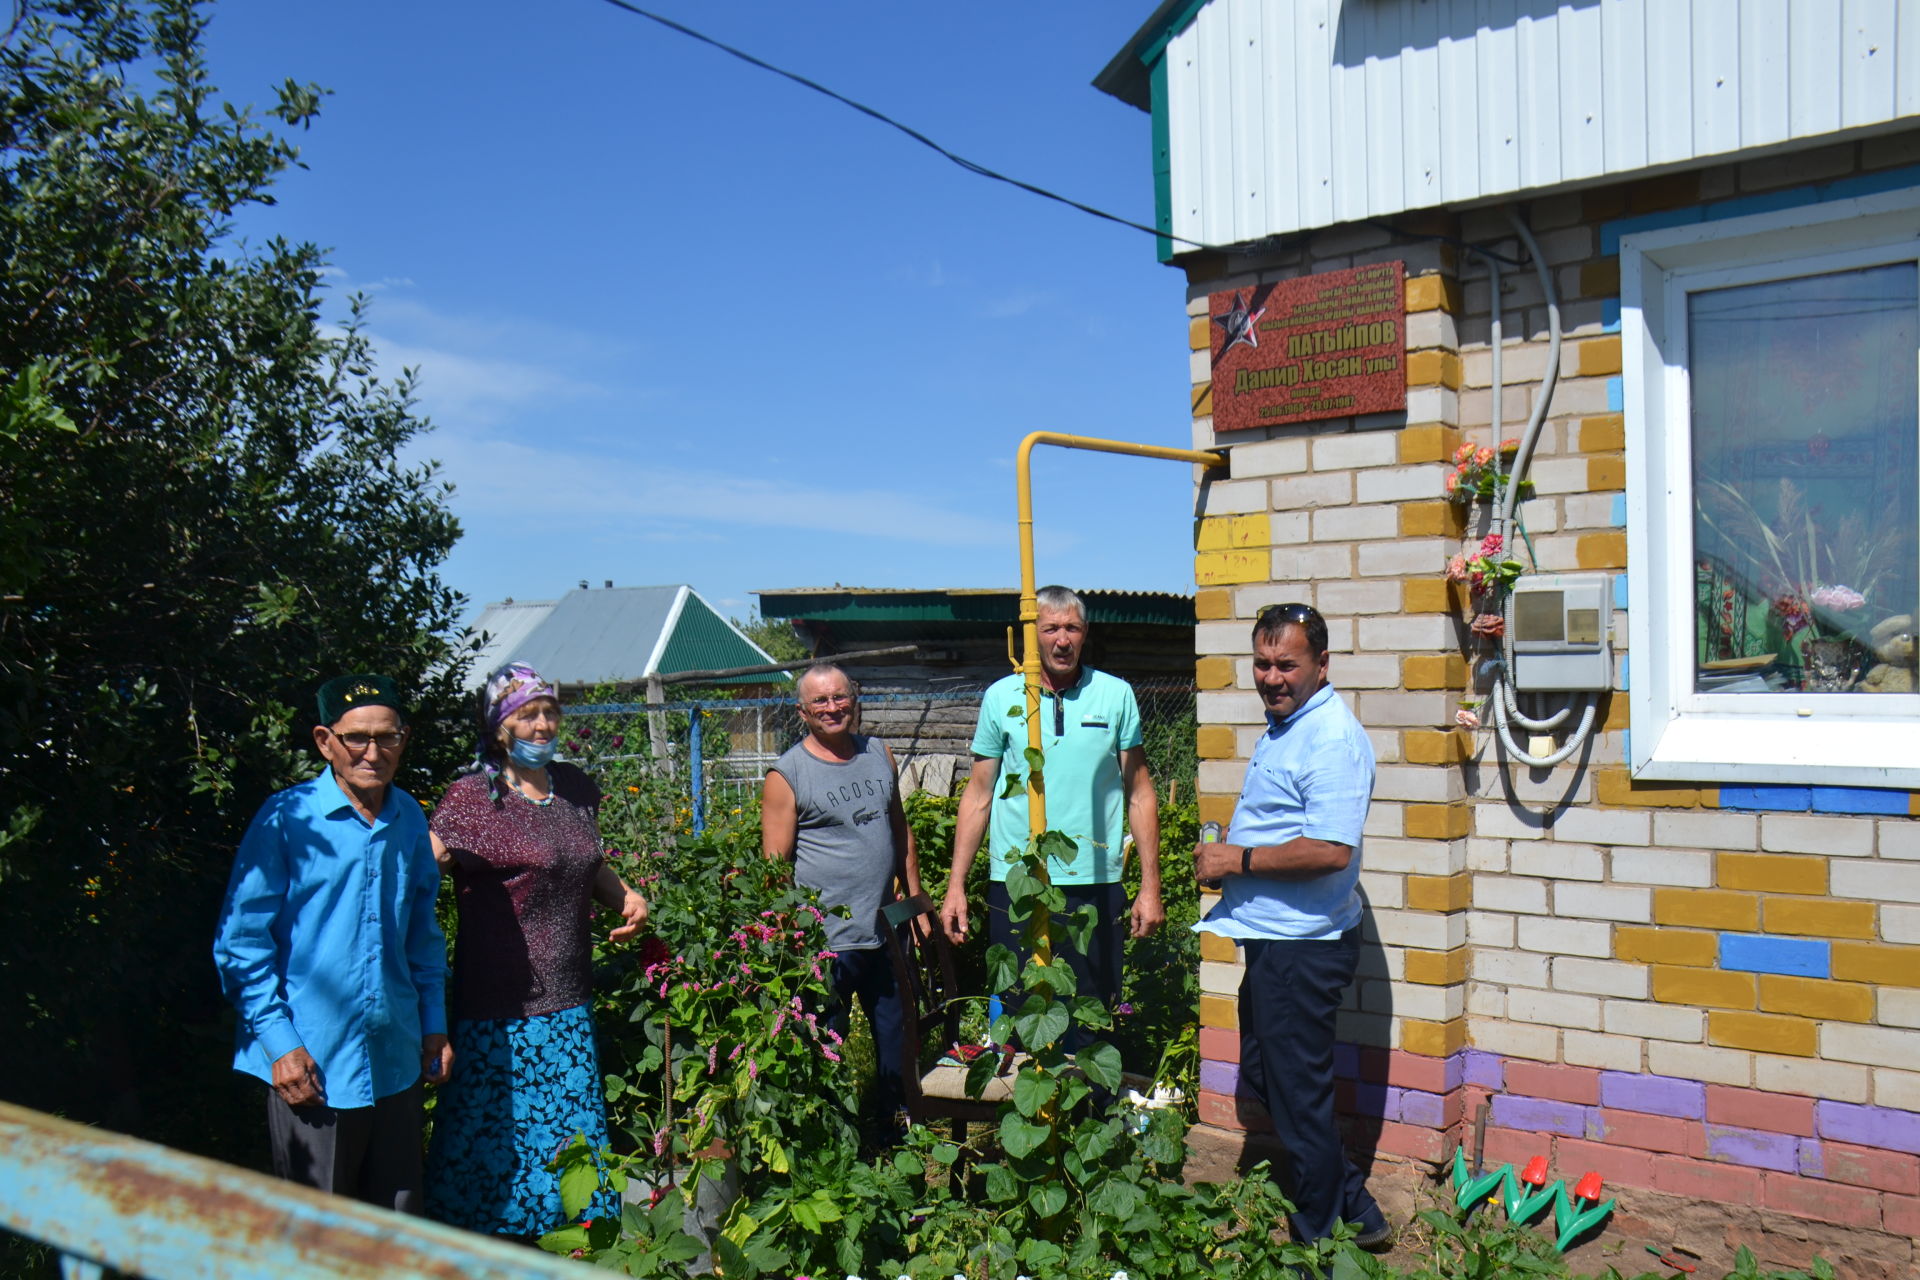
left=980, top=289, right=1055, bottom=319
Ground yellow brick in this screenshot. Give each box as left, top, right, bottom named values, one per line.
left=1405, top=274, right=1461, bottom=314
left=1199, top=931, right=1240, bottom=964
left=1195, top=588, right=1233, bottom=620
left=1406, top=350, right=1462, bottom=389
left=1405, top=803, right=1470, bottom=839
left=1403, top=655, right=1468, bottom=691
left=1198, top=794, right=1237, bottom=828
left=1195, top=656, right=1236, bottom=691
left=1652, top=965, right=1756, bottom=1010
left=1400, top=1018, right=1467, bottom=1057
left=1195, top=724, right=1237, bottom=759
left=1195, top=513, right=1269, bottom=551
left=1708, top=1010, right=1817, bottom=1056
left=1405, top=947, right=1469, bottom=985
left=1596, top=768, right=1699, bottom=808
left=1579, top=414, right=1625, bottom=453
left=1576, top=531, right=1628, bottom=569
left=1189, top=315, right=1211, bottom=351
left=1398, top=425, right=1461, bottom=463
left=1576, top=336, right=1623, bottom=377
left=1762, top=896, right=1877, bottom=940
left=1911, top=792, right=1920, bottom=817
left=1408, top=873, right=1471, bottom=912
left=1717, top=853, right=1827, bottom=896
left=1588, top=458, right=1626, bottom=492
left=1602, top=693, right=1631, bottom=731
left=1195, top=549, right=1267, bottom=585
left=1758, top=976, right=1875, bottom=1023
left=1615, top=926, right=1717, bottom=967
left=1400, top=500, right=1467, bottom=538
left=1831, top=942, right=1920, bottom=988
left=1199, top=993, right=1238, bottom=1031
left=1579, top=258, right=1621, bottom=299
left=1191, top=382, right=1212, bottom=418
left=1404, top=728, right=1469, bottom=765
left=1404, top=579, right=1459, bottom=614
left=1653, top=888, right=1759, bottom=931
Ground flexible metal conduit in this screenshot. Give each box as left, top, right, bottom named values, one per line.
left=1486, top=209, right=1599, bottom=769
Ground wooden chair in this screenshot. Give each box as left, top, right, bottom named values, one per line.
left=879, top=894, right=1016, bottom=1140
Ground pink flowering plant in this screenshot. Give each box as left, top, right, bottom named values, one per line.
left=1445, top=439, right=1530, bottom=507
left=1445, top=532, right=1527, bottom=643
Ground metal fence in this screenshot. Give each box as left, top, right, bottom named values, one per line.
left=1, top=1101, right=581, bottom=1280
left=566, top=682, right=1198, bottom=832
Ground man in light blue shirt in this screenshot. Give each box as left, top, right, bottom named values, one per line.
left=1194, top=604, right=1389, bottom=1250
left=214, top=674, right=451, bottom=1212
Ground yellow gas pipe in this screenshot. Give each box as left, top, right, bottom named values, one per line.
left=1012, top=431, right=1224, bottom=964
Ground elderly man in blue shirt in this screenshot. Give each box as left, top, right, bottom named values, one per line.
left=214, top=673, right=451, bottom=1213
left=1193, top=603, right=1390, bottom=1250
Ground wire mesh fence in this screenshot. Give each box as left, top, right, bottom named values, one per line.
left=563, top=682, right=1198, bottom=830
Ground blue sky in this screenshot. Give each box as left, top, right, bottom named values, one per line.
left=203, top=2, right=1198, bottom=626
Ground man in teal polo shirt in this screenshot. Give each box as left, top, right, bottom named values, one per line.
left=939, top=585, right=1162, bottom=1007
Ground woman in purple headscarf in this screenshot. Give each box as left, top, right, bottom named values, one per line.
left=423, top=662, right=648, bottom=1238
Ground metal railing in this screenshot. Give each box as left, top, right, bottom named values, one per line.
left=566, top=683, right=1198, bottom=832
left=0, top=1101, right=582, bottom=1279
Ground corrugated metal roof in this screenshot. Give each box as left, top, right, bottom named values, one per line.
left=465, top=585, right=779, bottom=689
left=465, top=599, right=558, bottom=690
left=755, top=587, right=1194, bottom=627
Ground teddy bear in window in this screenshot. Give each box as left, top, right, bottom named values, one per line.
left=1859, top=614, right=1916, bottom=693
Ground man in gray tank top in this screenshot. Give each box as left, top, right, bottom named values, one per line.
left=762, top=662, right=920, bottom=1143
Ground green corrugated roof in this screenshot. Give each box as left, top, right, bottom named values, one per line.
left=754, top=587, right=1193, bottom=627
left=658, top=591, right=786, bottom=683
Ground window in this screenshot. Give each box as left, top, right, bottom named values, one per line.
left=1623, top=189, right=1920, bottom=786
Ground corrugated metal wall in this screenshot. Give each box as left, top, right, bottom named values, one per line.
left=1163, top=0, right=1919, bottom=245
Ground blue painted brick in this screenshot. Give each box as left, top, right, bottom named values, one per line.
left=1719, top=933, right=1830, bottom=979
left=1716, top=785, right=1810, bottom=813
left=1620, top=653, right=1628, bottom=691
left=1600, top=208, right=1703, bottom=257
left=1809, top=786, right=1911, bottom=816
left=1613, top=573, right=1628, bottom=609
left=1606, top=377, right=1623, bottom=412
left=1601, top=297, right=1620, bottom=332
left=1610, top=495, right=1627, bottom=528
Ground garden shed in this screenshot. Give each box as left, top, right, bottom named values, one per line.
left=1102, top=1, right=1920, bottom=1273
left=466, top=583, right=782, bottom=694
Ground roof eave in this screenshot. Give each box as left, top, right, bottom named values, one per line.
left=1093, top=0, right=1211, bottom=112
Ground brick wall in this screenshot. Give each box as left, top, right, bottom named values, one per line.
left=1181, top=140, right=1920, bottom=1258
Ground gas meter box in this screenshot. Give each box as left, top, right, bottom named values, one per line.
left=1509, top=573, right=1613, bottom=692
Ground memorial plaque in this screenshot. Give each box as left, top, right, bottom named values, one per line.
left=1207, top=260, right=1407, bottom=431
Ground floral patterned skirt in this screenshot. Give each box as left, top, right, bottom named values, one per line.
left=424, top=1003, right=619, bottom=1236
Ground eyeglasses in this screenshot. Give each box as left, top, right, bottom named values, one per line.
left=1258, top=603, right=1320, bottom=625
left=804, top=693, right=854, bottom=711
left=331, top=730, right=407, bottom=753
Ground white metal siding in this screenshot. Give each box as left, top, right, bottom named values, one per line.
left=1163, top=0, right=1917, bottom=246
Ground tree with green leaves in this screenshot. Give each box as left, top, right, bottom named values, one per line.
left=0, top=0, right=469, bottom=1157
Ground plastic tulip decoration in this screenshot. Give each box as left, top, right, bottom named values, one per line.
left=1449, top=1147, right=1616, bottom=1252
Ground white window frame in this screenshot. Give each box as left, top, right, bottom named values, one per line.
left=1622, top=187, right=1920, bottom=787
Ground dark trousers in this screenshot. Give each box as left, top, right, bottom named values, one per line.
left=266, top=1079, right=425, bottom=1214
left=985, top=879, right=1125, bottom=1006
left=1238, top=929, right=1383, bottom=1245
left=828, top=945, right=905, bottom=1132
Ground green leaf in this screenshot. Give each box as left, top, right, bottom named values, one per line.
left=930, top=1141, right=960, bottom=1166
left=893, top=1149, right=923, bottom=1176
left=1011, top=994, right=1071, bottom=1050
left=1023, top=956, right=1078, bottom=999
left=1069, top=994, right=1111, bottom=1030
left=1005, top=866, right=1044, bottom=904
left=984, top=1162, right=1019, bottom=1203
left=1023, top=746, right=1047, bottom=774
left=1073, top=1118, right=1120, bottom=1162
left=1077, top=1040, right=1123, bottom=1090
left=985, top=942, right=1021, bottom=992
left=965, top=1050, right=1002, bottom=1100
left=1036, top=828, right=1079, bottom=865
left=998, top=1113, right=1053, bottom=1158
left=536, top=1224, right=588, bottom=1255
left=557, top=1157, right=602, bottom=1221
left=999, top=769, right=1027, bottom=798
left=1017, top=1238, right=1066, bottom=1272
left=1087, top=1177, right=1143, bottom=1220
left=1027, top=1181, right=1069, bottom=1218
left=1012, top=1068, right=1058, bottom=1117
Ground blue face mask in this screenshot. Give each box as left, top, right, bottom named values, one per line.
left=508, top=737, right=557, bottom=769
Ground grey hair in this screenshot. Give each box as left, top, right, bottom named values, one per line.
left=1034, top=584, right=1086, bottom=622
left=796, top=662, right=856, bottom=700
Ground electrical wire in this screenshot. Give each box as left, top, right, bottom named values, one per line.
left=594, top=0, right=1217, bottom=252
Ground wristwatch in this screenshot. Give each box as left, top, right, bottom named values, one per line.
left=1239, top=845, right=1253, bottom=874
